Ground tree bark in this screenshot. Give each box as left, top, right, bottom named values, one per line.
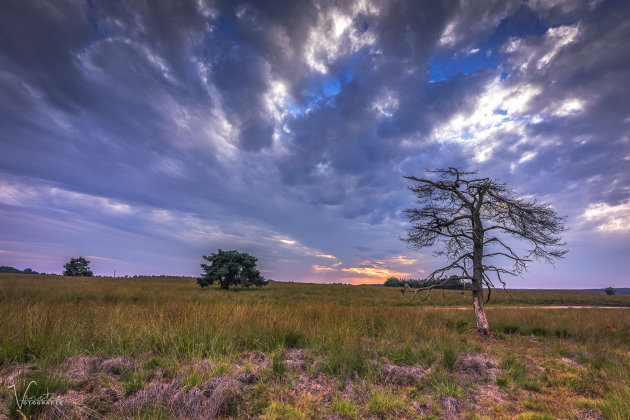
left=472, top=210, right=490, bottom=335
left=472, top=278, right=489, bottom=335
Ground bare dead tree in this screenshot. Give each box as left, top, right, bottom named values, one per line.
left=401, top=168, right=567, bottom=335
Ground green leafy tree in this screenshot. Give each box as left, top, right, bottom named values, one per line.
left=63, top=257, right=93, bottom=277
left=604, top=287, right=616, bottom=295
left=0, top=266, right=22, bottom=273
left=384, top=277, right=402, bottom=287
left=197, top=249, right=268, bottom=290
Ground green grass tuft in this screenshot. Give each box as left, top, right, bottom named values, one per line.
left=122, top=369, right=145, bottom=396
left=271, top=351, right=285, bottom=375
left=441, top=343, right=457, bottom=371
left=332, top=396, right=360, bottom=419
left=367, top=389, right=406, bottom=416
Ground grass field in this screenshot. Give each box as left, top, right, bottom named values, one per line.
left=1, top=274, right=629, bottom=419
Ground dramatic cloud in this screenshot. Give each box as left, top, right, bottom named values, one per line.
left=1, top=0, right=629, bottom=287
left=580, top=200, right=630, bottom=233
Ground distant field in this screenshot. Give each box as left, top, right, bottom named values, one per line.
left=581, top=288, right=630, bottom=295
left=1, top=274, right=629, bottom=419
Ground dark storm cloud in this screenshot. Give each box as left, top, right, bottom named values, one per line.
left=0, top=1, right=220, bottom=197
left=472, top=0, right=630, bottom=210
left=1, top=0, right=629, bottom=286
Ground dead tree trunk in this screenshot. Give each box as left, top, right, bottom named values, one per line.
left=472, top=205, right=490, bottom=334
left=472, top=243, right=489, bottom=334
left=471, top=280, right=489, bottom=334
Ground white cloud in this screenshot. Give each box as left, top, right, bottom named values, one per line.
left=528, top=0, right=600, bottom=15
left=312, top=264, right=336, bottom=272
left=438, top=22, right=457, bottom=46
left=537, top=25, right=580, bottom=69
left=504, top=24, right=580, bottom=72
left=85, top=255, right=126, bottom=263
left=0, top=183, right=34, bottom=206
left=48, top=187, right=135, bottom=215
left=303, top=4, right=377, bottom=74
left=431, top=23, right=584, bottom=164
left=316, top=254, right=337, bottom=259
left=271, top=235, right=337, bottom=260
left=0, top=180, right=136, bottom=216
left=264, top=79, right=290, bottom=123
left=437, top=1, right=518, bottom=48
left=431, top=76, right=540, bottom=161
left=552, top=98, right=583, bottom=116
left=580, top=200, right=630, bottom=233
left=341, top=265, right=410, bottom=279
left=372, top=89, right=399, bottom=118
left=519, top=150, right=537, bottom=164
left=196, top=0, right=217, bottom=18
left=389, top=255, right=418, bottom=265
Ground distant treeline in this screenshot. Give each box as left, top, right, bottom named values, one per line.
left=125, top=275, right=194, bottom=278
left=0, top=267, right=194, bottom=278
left=0, top=266, right=39, bottom=274
left=384, top=276, right=472, bottom=290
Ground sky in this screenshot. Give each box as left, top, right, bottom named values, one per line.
left=1, top=0, right=629, bottom=288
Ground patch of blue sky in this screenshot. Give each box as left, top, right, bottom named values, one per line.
left=289, top=49, right=369, bottom=116
left=287, top=99, right=305, bottom=117
left=305, top=92, right=323, bottom=109
left=85, top=8, right=116, bottom=40
left=429, top=5, right=561, bottom=83
left=522, top=114, right=543, bottom=122
left=321, top=77, right=341, bottom=97
left=486, top=5, right=550, bottom=51
left=429, top=52, right=498, bottom=82
left=214, top=15, right=237, bottom=37
left=339, top=49, right=370, bottom=83
left=288, top=74, right=345, bottom=116
left=344, top=68, right=354, bottom=83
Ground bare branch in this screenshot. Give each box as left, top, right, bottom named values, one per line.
left=483, top=277, right=492, bottom=305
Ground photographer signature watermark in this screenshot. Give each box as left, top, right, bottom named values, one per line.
left=8, top=381, right=64, bottom=410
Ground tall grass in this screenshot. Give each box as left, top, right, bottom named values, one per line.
left=1, top=274, right=630, bottom=418
left=0, top=274, right=628, bottom=369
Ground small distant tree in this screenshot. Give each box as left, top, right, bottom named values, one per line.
left=63, top=257, right=93, bottom=277
left=384, top=277, right=402, bottom=287
left=197, top=249, right=268, bottom=290
left=401, top=168, right=567, bottom=335
left=604, top=287, right=616, bottom=296
left=0, top=266, right=19, bottom=273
